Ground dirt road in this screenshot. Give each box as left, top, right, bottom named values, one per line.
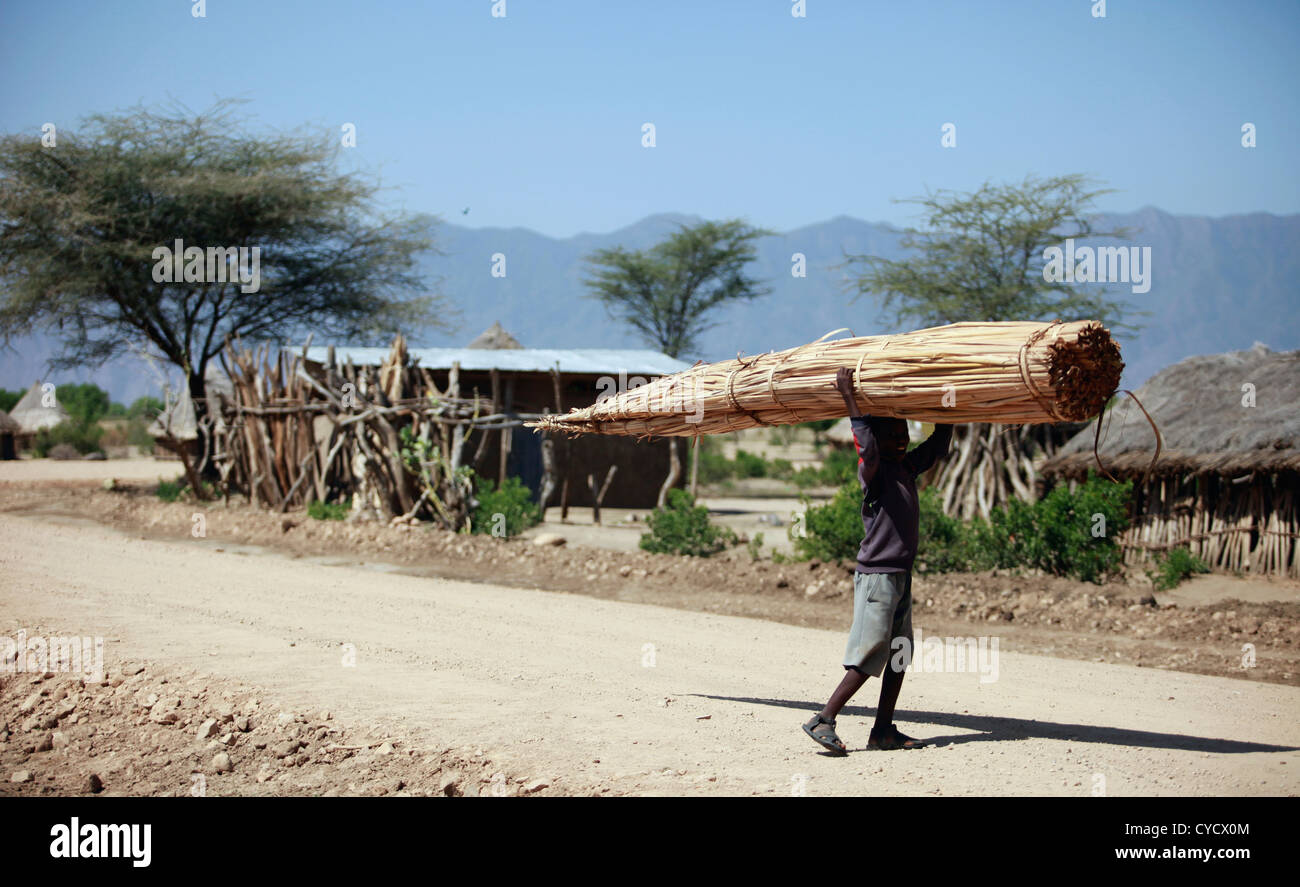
left=0, top=457, right=182, bottom=485
left=2, top=510, right=1297, bottom=796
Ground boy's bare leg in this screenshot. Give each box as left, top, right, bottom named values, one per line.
left=873, top=664, right=904, bottom=728
left=819, top=667, right=868, bottom=722
left=869, top=664, right=925, bottom=749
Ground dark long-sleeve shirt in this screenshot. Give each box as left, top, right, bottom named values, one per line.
left=849, top=417, right=953, bottom=574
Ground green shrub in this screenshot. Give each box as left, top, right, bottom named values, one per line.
left=126, top=417, right=154, bottom=448
left=990, top=475, right=1132, bottom=582
left=100, top=416, right=154, bottom=450
left=733, top=449, right=767, bottom=478
left=746, top=531, right=765, bottom=561
left=106, top=395, right=164, bottom=420
left=767, top=426, right=799, bottom=447
left=790, top=479, right=863, bottom=562
left=979, top=497, right=1042, bottom=571
left=640, top=489, right=737, bottom=557
left=767, top=457, right=795, bottom=481
left=696, top=444, right=734, bottom=484
left=55, top=383, right=112, bottom=426
left=792, top=447, right=856, bottom=488
left=32, top=420, right=104, bottom=457
left=154, top=477, right=218, bottom=504
left=1150, top=547, right=1210, bottom=591
left=695, top=440, right=795, bottom=485
left=307, top=499, right=351, bottom=521
left=790, top=466, right=817, bottom=487
left=157, top=480, right=184, bottom=503
left=472, top=476, right=541, bottom=537
left=915, top=487, right=987, bottom=573
left=788, top=473, right=1132, bottom=583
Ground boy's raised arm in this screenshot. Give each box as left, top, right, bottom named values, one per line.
left=905, top=423, right=954, bottom=476
left=835, top=368, right=879, bottom=488
left=834, top=367, right=863, bottom=419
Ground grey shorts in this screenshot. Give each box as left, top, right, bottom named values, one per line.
left=842, top=570, right=913, bottom=678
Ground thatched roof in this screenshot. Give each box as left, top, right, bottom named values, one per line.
left=0, top=409, right=19, bottom=435
left=9, top=381, right=69, bottom=433
left=1041, top=344, right=1300, bottom=479
left=466, top=321, right=523, bottom=350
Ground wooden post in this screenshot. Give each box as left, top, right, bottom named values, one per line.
left=689, top=435, right=700, bottom=497
left=657, top=438, right=681, bottom=507
left=587, top=465, right=617, bottom=525
left=538, top=409, right=556, bottom=520
left=550, top=365, right=564, bottom=413
left=498, top=374, right=515, bottom=484
left=547, top=364, right=565, bottom=520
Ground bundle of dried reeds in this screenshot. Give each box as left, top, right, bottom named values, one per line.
left=527, top=320, right=1122, bottom=437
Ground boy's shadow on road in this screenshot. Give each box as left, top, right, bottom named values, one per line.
left=692, top=694, right=1299, bottom=754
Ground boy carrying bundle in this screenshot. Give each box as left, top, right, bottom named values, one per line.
left=802, top=368, right=953, bottom=754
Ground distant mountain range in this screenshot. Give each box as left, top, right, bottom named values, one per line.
left=3, top=208, right=1297, bottom=403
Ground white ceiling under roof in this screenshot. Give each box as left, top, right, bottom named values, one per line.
left=303, top=346, right=692, bottom=376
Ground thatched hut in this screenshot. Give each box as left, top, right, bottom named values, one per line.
left=8, top=381, right=69, bottom=450
left=1040, top=344, right=1299, bottom=577
left=0, top=409, right=19, bottom=460
left=466, top=320, right=524, bottom=350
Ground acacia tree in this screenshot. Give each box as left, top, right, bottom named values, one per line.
left=584, top=219, right=772, bottom=502
left=584, top=219, right=772, bottom=359
left=0, top=100, right=447, bottom=419
left=843, top=174, right=1138, bottom=517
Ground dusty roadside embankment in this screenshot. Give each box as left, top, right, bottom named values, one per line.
left=3, top=482, right=1297, bottom=685
left=2, top=508, right=1298, bottom=797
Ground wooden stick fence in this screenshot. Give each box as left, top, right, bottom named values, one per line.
left=205, top=335, right=542, bottom=529
left=1116, top=471, right=1299, bottom=577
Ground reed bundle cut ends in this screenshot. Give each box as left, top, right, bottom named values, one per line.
left=527, top=320, right=1123, bottom=438
left=1042, top=320, right=1124, bottom=422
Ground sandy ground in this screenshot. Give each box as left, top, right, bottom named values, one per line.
left=2, top=510, right=1296, bottom=796
left=518, top=496, right=810, bottom=556
left=0, top=457, right=183, bottom=485
left=1160, top=574, right=1300, bottom=607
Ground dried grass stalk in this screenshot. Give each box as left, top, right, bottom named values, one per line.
left=527, top=320, right=1122, bottom=437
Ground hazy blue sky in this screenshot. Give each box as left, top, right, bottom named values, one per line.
left=2, top=0, right=1297, bottom=237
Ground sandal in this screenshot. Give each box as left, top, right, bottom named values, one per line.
left=867, top=723, right=926, bottom=750
left=802, top=713, right=848, bottom=756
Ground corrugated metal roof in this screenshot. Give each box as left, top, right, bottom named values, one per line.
left=303, top=346, right=692, bottom=376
